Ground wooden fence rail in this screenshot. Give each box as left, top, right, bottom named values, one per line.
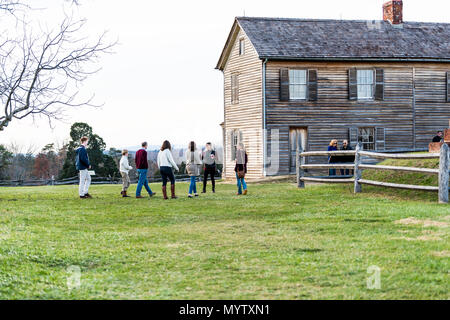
left=297, top=143, right=449, bottom=203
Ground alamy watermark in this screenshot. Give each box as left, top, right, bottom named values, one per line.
left=366, top=265, right=381, bottom=290
left=67, top=265, right=81, bottom=291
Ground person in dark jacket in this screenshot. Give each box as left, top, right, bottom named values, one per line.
left=339, top=140, right=354, bottom=176
left=201, top=142, right=216, bottom=193
left=235, top=143, right=248, bottom=195
left=135, top=141, right=156, bottom=198
left=76, top=136, right=92, bottom=199
left=432, top=131, right=443, bottom=143
left=327, top=139, right=338, bottom=176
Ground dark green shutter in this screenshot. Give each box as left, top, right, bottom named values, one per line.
left=229, top=130, right=235, bottom=161
left=447, top=71, right=450, bottom=102
left=280, top=68, right=289, bottom=101
left=348, top=68, right=357, bottom=100
left=348, top=127, right=358, bottom=148
left=375, top=69, right=384, bottom=100
left=375, top=127, right=385, bottom=151
left=308, top=69, right=318, bottom=101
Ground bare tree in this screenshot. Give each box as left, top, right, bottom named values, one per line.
left=0, top=0, right=115, bottom=131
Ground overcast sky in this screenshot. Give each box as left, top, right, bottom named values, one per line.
left=0, top=0, right=449, bottom=151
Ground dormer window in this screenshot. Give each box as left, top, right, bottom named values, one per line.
left=239, top=39, right=245, bottom=55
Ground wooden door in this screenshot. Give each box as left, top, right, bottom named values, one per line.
left=289, top=127, right=307, bottom=173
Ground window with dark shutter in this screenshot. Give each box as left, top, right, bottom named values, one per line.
left=308, top=69, right=318, bottom=101
left=358, top=127, right=375, bottom=150
left=280, top=68, right=289, bottom=101
left=239, top=39, right=245, bottom=55
left=447, top=71, right=450, bottom=102
left=348, top=68, right=358, bottom=100
left=375, top=69, right=384, bottom=101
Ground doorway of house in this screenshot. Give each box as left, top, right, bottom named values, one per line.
left=289, top=127, right=307, bottom=173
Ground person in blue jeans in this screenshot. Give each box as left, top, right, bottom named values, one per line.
left=234, top=143, right=248, bottom=195
left=186, top=141, right=202, bottom=198
left=327, top=139, right=338, bottom=176
left=135, top=141, right=156, bottom=198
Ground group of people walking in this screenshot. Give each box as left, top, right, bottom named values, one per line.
left=75, top=137, right=249, bottom=199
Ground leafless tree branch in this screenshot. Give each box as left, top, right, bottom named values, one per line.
left=0, top=1, right=116, bottom=131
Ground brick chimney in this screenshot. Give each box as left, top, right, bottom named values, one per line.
left=383, top=0, right=403, bottom=25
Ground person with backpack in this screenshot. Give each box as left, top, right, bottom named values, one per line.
left=201, top=142, right=216, bottom=193
left=76, top=136, right=92, bottom=199
left=235, top=142, right=248, bottom=195
left=157, top=140, right=179, bottom=199
left=186, top=141, right=202, bottom=198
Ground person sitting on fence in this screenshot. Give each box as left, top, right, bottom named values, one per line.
left=235, top=143, right=248, bottom=195
left=119, top=149, right=133, bottom=198
left=432, top=131, right=443, bottom=143
left=186, top=141, right=202, bottom=198
left=157, top=140, right=179, bottom=200
left=202, top=142, right=217, bottom=194
left=327, top=139, right=338, bottom=176
left=76, top=136, right=92, bottom=199
left=135, top=141, right=156, bottom=199
left=339, top=140, right=354, bottom=176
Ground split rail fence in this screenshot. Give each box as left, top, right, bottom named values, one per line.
left=296, top=143, right=450, bottom=204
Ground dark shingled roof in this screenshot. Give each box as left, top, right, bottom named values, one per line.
left=236, top=17, right=450, bottom=61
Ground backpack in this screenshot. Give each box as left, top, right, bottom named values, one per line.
left=186, top=151, right=199, bottom=176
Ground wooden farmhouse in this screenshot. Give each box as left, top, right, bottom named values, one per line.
left=216, top=0, right=450, bottom=180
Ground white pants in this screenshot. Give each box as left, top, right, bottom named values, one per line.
left=79, top=169, right=91, bottom=196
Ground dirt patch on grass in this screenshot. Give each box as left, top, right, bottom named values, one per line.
left=393, top=230, right=445, bottom=241
left=431, top=251, right=450, bottom=257
left=394, top=217, right=448, bottom=228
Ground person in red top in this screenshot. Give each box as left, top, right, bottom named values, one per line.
left=135, top=141, right=156, bottom=198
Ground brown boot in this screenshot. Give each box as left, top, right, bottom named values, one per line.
left=122, top=191, right=130, bottom=197
left=170, top=184, right=177, bottom=199
left=162, top=186, right=168, bottom=200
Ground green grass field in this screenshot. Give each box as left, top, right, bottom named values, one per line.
left=0, top=179, right=448, bottom=299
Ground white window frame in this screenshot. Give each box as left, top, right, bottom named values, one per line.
left=357, top=69, right=375, bottom=100
left=289, top=69, right=308, bottom=100
left=239, top=38, right=245, bottom=56
left=358, top=127, right=375, bottom=150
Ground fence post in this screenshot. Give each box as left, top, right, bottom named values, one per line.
left=297, top=146, right=304, bottom=188
left=438, top=143, right=449, bottom=204
left=354, top=143, right=362, bottom=193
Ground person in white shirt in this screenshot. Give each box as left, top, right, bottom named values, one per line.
left=119, top=149, right=133, bottom=197
left=157, top=140, right=179, bottom=199
left=186, top=141, right=202, bottom=198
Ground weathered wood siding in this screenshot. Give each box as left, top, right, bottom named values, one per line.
left=265, top=61, right=450, bottom=176
left=414, top=67, right=450, bottom=147
left=222, top=27, right=263, bottom=179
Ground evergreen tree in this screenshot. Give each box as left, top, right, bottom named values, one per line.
left=60, top=122, right=119, bottom=179
left=0, top=145, right=12, bottom=179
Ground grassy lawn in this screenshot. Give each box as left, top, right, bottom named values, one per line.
left=0, top=180, right=448, bottom=299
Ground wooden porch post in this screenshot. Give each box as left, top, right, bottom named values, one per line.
left=354, top=143, right=362, bottom=193
left=438, top=143, right=449, bottom=204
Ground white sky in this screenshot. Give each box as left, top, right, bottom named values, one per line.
left=0, top=0, right=449, bottom=151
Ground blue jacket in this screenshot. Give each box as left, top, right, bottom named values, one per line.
left=76, top=146, right=90, bottom=171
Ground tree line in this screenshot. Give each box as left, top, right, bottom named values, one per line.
left=0, top=122, right=120, bottom=181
